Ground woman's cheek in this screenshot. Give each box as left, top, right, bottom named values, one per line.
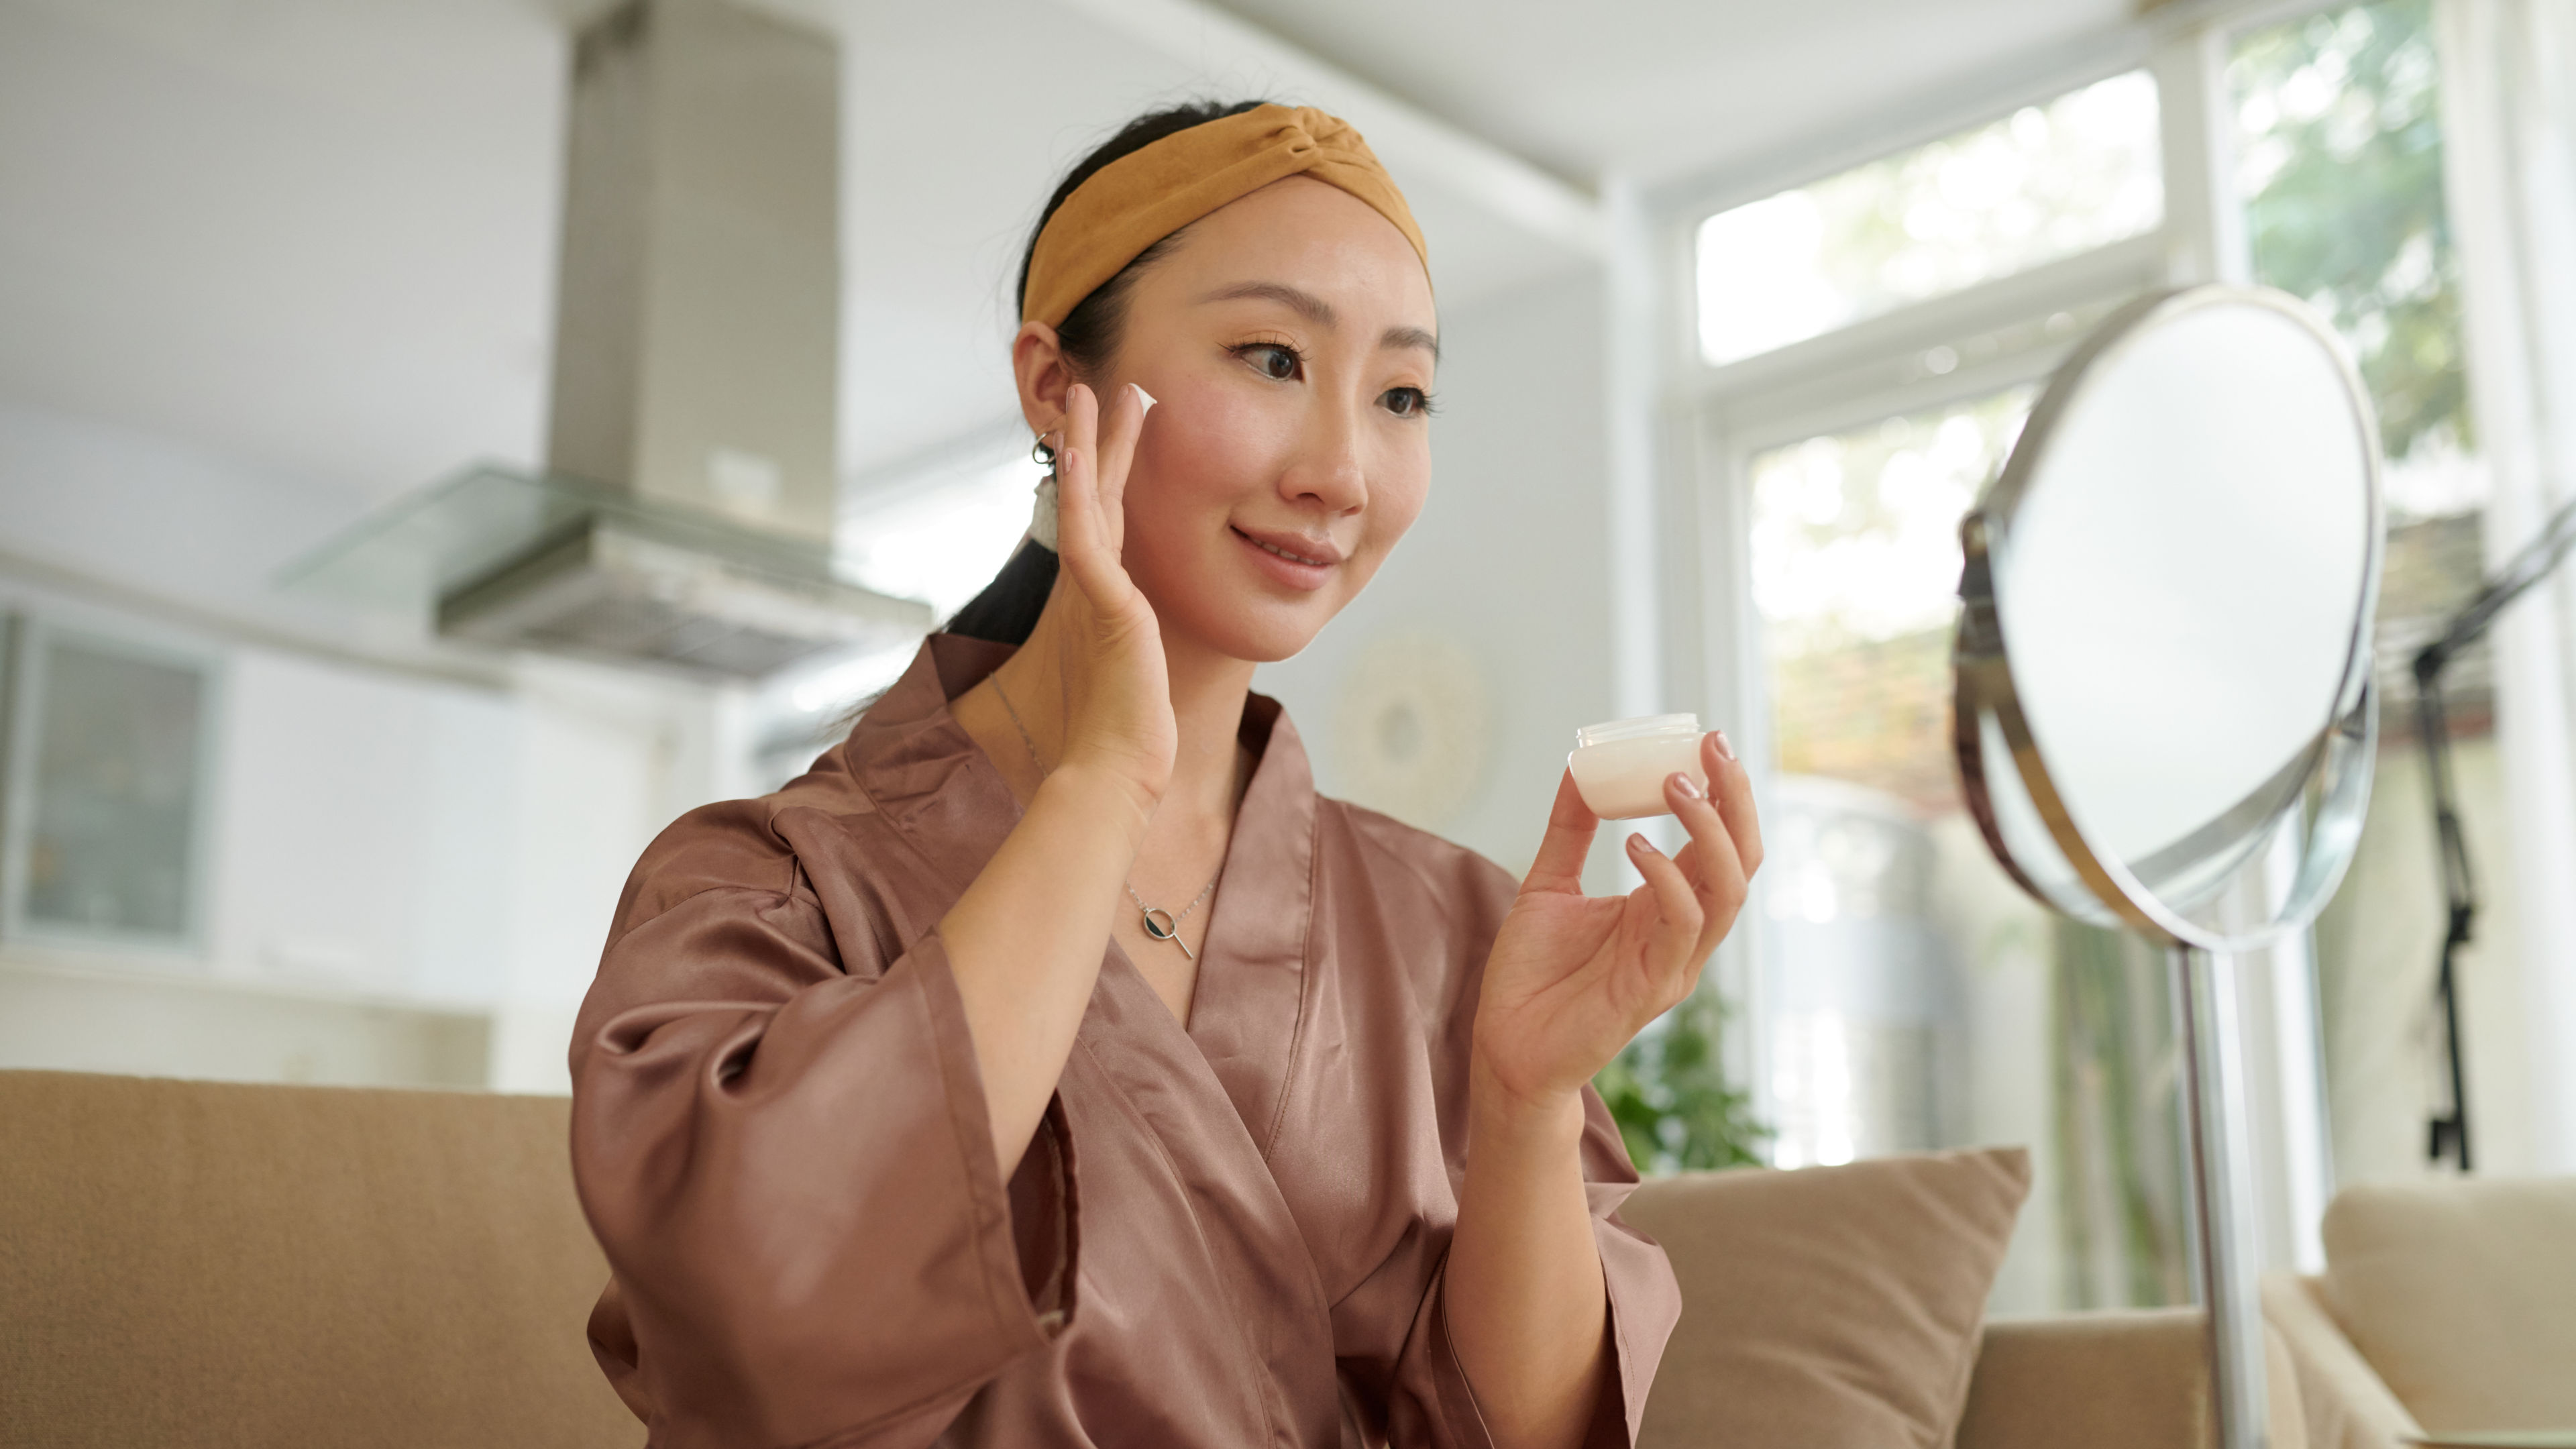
left=1142, top=376, right=1291, bottom=501
left=1114, top=382, right=1263, bottom=585
left=1365, top=447, right=1432, bottom=549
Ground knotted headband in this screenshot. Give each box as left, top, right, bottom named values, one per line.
left=1020, top=103, right=1430, bottom=330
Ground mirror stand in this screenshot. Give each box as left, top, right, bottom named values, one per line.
left=2173, top=945, right=2271, bottom=1449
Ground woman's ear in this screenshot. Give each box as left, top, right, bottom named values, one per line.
left=1013, top=321, right=1073, bottom=437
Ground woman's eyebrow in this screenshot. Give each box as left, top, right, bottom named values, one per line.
left=1382, top=325, right=1440, bottom=362
left=1199, top=280, right=1338, bottom=326
left=1201, top=280, right=1438, bottom=362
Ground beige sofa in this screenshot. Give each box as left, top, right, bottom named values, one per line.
left=2265, top=1174, right=2576, bottom=1449
left=1, top=1070, right=2318, bottom=1447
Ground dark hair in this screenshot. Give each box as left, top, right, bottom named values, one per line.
left=943, top=99, right=1273, bottom=647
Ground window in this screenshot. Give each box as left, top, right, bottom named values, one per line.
left=1752, top=389, right=2035, bottom=812
left=2, top=619, right=220, bottom=951
left=1697, top=72, right=2163, bottom=366
left=2231, top=0, right=2496, bottom=1187
left=1688, top=65, right=2195, bottom=1312
left=1676, top=0, right=2526, bottom=1310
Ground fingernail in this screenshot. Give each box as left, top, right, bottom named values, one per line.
left=1670, top=771, right=1703, bottom=800
left=1627, top=833, right=1655, bottom=856
left=1134, top=385, right=1158, bottom=414
left=1713, top=731, right=1736, bottom=761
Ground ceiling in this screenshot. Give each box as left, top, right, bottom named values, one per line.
left=1201, top=0, right=2138, bottom=185
left=0, top=0, right=2145, bottom=516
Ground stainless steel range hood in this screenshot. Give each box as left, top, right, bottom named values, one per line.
left=283, top=0, right=930, bottom=679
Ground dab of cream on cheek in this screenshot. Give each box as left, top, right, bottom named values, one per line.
left=1567, top=714, right=1709, bottom=820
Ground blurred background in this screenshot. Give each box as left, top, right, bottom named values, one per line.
left=2, top=0, right=2573, bottom=1320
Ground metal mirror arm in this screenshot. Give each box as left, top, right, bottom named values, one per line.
left=2411, top=665, right=2475, bottom=1171
left=2409, top=490, right=2576, bottom=1171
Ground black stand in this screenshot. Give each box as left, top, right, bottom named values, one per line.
left=2410, top=495, right=2576, bottom=1171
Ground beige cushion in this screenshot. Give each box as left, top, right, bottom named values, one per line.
left=1621, top=1147, right=2031, bottom=1448
left=2263, top=1271, right=2421, bottom=1449
left=2322, top=1175, right=2576, bottom=1433
left=0, top=1070, right=635, bottom=1448
left=1955, top=1307, right=2308, bottom=1449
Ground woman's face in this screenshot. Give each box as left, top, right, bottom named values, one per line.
left=1040, top=176, right=1438, bottom=664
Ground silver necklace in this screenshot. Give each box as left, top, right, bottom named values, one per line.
left=987, top=672, right=1222, bottom=963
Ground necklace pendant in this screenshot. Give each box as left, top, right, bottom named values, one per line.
left=1139, top=906, right=1195, bottom=962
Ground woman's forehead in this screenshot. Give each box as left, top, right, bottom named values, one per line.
left=1157, top=177, right=1436, bottom=327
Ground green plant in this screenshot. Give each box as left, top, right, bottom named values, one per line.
left=1595, top=991, right=1770, bottom=1175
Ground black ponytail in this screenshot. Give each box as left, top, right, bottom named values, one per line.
left=941, top=97, right=1273, bottom=647
left=942, top=536, right=1062, bottom=645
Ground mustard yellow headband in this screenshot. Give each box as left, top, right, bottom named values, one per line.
left=1020, top=103, right=1430, bottom=330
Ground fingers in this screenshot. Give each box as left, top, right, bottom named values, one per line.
left=1661, top=734, right=1759, bottom=959
left=1091, top=383, right=1148, bottom=527
left=1625, top=833, right=1705, bottom=998
left=1051, top=386, right=1130, bottom=608
left=1521, top=768, right=1599, bottom=894
left=1059, top=381, right=1097, bottom=478
left=1704, top=731, right=1763, bottom=879
left=1664, top=767, right=1745, bottom=930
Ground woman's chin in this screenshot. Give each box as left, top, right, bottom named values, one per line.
left=1170, top=598, right=1336, bottom=665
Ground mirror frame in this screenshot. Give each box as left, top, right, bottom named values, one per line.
left=1952, top=284, right=2385, bottom=951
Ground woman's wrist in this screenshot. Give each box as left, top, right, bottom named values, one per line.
left=1466, top=1052, right=1587, bottom=1159
left=1033, top=759, right=1159, bottom=852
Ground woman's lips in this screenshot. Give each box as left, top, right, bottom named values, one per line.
left=1232, top=526, right=1338, bottom=592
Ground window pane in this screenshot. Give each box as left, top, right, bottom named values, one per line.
left=2233, top=0, right=2471, bottom=511
left=22, top=637, right=209, bottom=940
left=1752, top=388, right=2025, bottom=1171
left=1698, top=72, right=2163, bottom=366
left=1747, top=388, right=2190, bottom=1306
left=1754, top=387, right=2032, bottom=809
left=2231, top=0, right=2494, bottom=1187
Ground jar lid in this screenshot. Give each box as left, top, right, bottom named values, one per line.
left=1574, top=713, right=1701, bottom=748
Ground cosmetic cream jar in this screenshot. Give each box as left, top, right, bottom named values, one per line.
left=1567, top=714, right=1707, bottom=820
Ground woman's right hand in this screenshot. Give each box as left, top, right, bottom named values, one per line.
left=1039, top=382, right=1175, bottom=812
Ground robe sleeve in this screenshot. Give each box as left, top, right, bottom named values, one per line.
left=1385, top=1086, right=1682, bottom=1449
left=568, top=883, right=1079, bottom=1449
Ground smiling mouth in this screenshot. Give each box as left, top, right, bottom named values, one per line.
left=1235, top=529, right=1336, bottom=567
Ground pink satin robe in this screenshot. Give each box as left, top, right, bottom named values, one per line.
left=568, top=633, right=1680, bottom=1448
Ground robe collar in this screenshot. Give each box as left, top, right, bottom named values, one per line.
left=839, top=632, right=1320, bottom=1155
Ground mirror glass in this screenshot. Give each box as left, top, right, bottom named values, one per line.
left=1966, top=290, right=2378, bottom=937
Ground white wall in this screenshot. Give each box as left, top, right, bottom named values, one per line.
left=0, top=961, right=488, bottom=1088
left=211, top=651, right=515, bottom=1004
left=489, top=659, right=724, bottom=1094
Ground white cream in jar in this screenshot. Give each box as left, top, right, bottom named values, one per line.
left=1567, top=714, right=1708, bottom=820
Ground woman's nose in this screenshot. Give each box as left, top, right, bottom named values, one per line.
left=1282, top=411, right=1369, bottom=514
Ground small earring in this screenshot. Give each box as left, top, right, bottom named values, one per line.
left=1031, top=431, right=1058, bottom=470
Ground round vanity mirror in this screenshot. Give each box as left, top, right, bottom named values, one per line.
left=1947, top=282, right=2390, bottom=1444
left=1951, top=284, right=2383, bottom=1449
left=1955, top=285, right=2383, bottom=947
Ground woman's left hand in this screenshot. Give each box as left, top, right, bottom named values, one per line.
left=1472, top=733, right=1763, bottom=1114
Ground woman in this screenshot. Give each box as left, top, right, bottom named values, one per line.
left=569, top=101, right=1762, bottom=1449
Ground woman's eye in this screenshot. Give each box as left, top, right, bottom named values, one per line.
left=1383, top=387, right=1432, bottom=417
left=1239, top=343, right=1299, bottom=380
